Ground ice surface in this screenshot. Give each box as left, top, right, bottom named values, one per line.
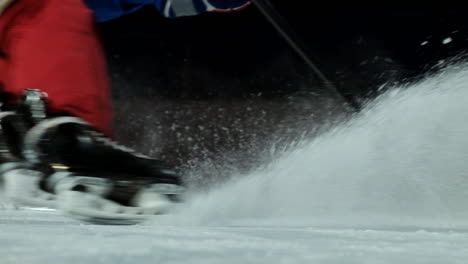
left=1, top=209, right=468, bottom=264
left=4, top=63, right=468, bottom=263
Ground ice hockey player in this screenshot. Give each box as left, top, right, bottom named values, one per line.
left=0, top=0, right=250, bottom=224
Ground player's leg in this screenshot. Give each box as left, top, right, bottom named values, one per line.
left=1, top=0, right=113, bottom=136
left=0, top=0, right=185, bottom=223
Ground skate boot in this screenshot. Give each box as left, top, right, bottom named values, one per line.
left=0, top=93, right=62, bottom=209
left=4, top=89, right=186, bottom=224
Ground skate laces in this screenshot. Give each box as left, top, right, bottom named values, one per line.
left=22, top=89, right=48, bottom=124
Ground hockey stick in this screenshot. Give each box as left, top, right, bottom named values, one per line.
left=250, top=0, right=360, bottom=111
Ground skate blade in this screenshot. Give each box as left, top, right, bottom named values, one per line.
left=57, top=190, right=174, bottom=225
left=3, top=169, right=56, bottom=209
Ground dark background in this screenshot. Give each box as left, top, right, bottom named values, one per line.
left=99, top=4, right=468, bottom=102
left=96, top=4, right=468, bottom=184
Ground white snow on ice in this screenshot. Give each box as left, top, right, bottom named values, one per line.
left=1, top=209, right=468, bottom=264
left=165, top=63, right=468, bottom=232
left=4, top=63, right=468, bottom=263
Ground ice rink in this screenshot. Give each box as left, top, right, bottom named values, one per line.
left=1, top=208, right=467, bottom=264
left=3, top=65, right=468, bottom=263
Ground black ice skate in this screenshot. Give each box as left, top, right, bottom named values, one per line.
left=0, top=97, right=61, bottom=209
left=3, top=89, right=186, bottom=224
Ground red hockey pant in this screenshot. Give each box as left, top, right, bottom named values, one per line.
left=0, top=0, right=113, bottom=136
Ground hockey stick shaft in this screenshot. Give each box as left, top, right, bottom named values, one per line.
left=251, top=0, right=360, bottom=111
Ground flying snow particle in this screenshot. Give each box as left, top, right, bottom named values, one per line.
left=420, top=41, right=429, bottom=46
left=442, top=37, right=453, bottom=45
